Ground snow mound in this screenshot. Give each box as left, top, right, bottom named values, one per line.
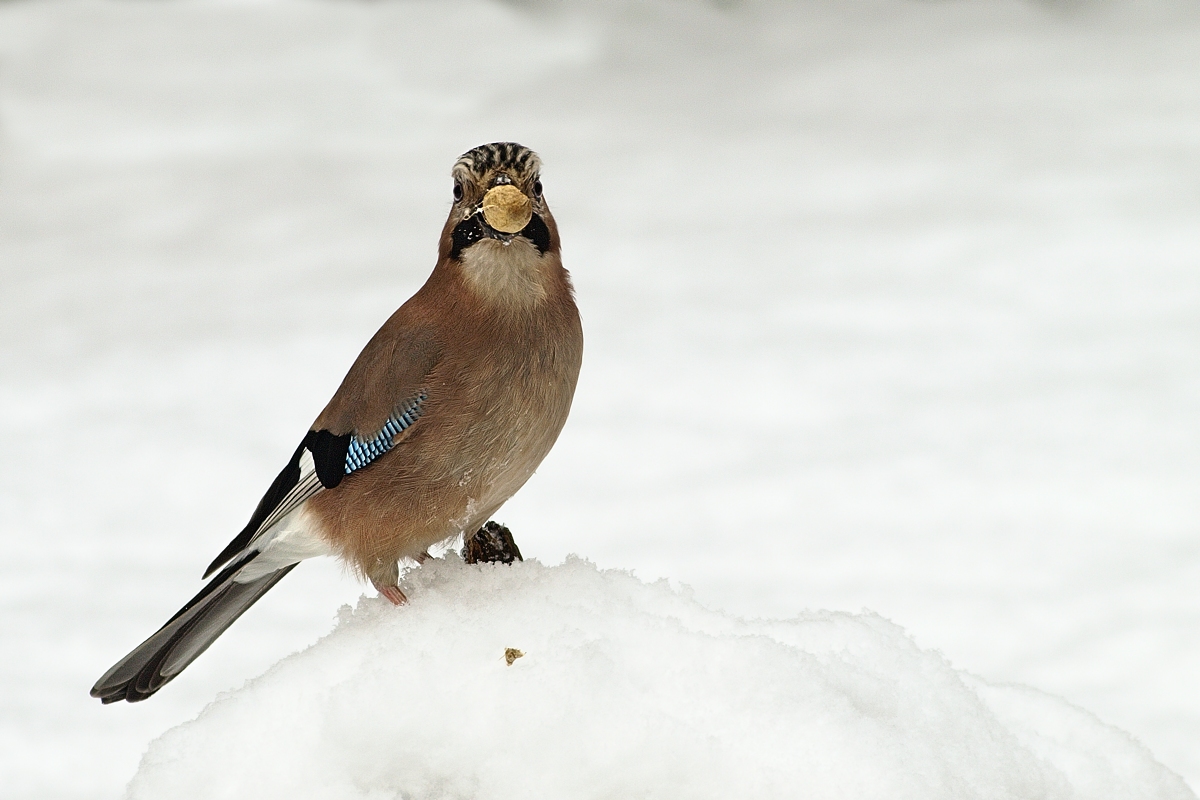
left=126, top=557, right=1190, bottom=800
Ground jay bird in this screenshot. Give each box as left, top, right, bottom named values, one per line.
left=91, top=142, right=583, bottom=703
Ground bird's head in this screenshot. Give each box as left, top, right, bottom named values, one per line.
left=438, top=143, right=563, bottom=309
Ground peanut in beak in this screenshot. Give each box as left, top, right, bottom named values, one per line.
left=481, top=185, right=533, bottom=233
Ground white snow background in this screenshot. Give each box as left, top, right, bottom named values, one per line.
left=0, top=0, right=1197, bottom=797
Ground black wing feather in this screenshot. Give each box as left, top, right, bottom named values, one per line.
left=202, top=431, right=350, bottom=579
left=204, top=443, right=305, bottom=578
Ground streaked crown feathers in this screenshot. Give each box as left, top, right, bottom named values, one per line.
left=453, top=142, right=541, bottom=193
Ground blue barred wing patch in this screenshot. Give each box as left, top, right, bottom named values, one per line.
left=344, top=393, right=427, bottom=475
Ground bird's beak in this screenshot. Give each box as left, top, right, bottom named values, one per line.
left=480, top=185, right=533, bottom=234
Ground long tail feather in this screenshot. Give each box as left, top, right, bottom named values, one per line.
left=91, top=557, right=296, bottom=703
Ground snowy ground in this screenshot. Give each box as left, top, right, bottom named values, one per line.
left=124, top=558, right=1193, bottom=800
left=0, top=0, right=1197, bottom=797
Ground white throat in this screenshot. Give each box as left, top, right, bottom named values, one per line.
left=459, top=237, right=551, bottom=310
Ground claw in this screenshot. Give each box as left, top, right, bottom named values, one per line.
left=374, top=584, right=408, bottom=606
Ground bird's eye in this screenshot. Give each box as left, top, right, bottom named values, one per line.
left=532, top=180, right=543, bottom=199
left=453, top=182, right=464, bottom=202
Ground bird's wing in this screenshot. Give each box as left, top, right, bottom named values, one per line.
left=203, top=322, right=441, bottom=579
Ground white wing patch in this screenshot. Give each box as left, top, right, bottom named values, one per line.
left=252, top=449, right=324, bottom=544
left=235, top=505, right=332, bottom=582
left=234, top=449, right=331, bottom=583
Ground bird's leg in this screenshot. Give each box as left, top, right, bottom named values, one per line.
left=373, top=582, right=408, bottom=606
left=370, top=560, right=406, bottom=605
left=414, top=550, right=431, bottom=564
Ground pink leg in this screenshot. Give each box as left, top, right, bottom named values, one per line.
left=374, top=583, right=408, bottom=606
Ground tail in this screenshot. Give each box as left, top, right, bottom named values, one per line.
left=90, top=554, right=296, bottom=703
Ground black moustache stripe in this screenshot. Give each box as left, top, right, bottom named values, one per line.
left=450, top=215, right=486, bottom=260
left=519, top=214, right=551, bottom=255
left=450, top=213, right=550, bottom=260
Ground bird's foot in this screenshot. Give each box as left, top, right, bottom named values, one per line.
left=374, top=583, right=408, bottom=606
left=414, top=551, right=431, bottom=565
left=463, top=521, right=523, bottom=564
